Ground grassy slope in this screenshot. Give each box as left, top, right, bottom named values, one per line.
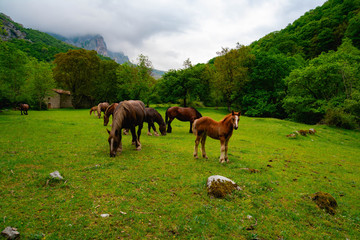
left=0, top=108, right=359, bottom=239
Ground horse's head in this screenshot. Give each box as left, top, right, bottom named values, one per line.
left=107, top=129, right=121, bottom=157
left=231, top=111, right=241, bottom=130
left=104, top=115, right=109, bottom=126
left=159, top=123, right=167, bottom=136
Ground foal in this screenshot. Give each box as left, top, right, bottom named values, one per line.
left=193, top=111, right=241, bottom=163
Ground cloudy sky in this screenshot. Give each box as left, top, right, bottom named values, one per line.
left=1, top=0, right=326, bottom=71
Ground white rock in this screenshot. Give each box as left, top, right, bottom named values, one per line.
left=50, top=171, right=63, bottom=180
left=1, top=227, right=20, bottom=239
left=100, top=214, right=110, bottom=218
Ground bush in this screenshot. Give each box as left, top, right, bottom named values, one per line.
left=324, top=108, right=358, bottom=129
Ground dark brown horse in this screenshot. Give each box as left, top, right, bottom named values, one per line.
left=165, top=106, right=202, bottom=133
left=103, top=103, right=119, bottom=126
left=90, top=106, right=98, bottom=116
left=107, top=100, right=145, bottom=157
left=97, top=102, right=109, bottom=119
left=19, top=103, right=29, bottom=115
left=193, top=111, right=241, bottom=163
left=145, top=108, right=166, bottom=136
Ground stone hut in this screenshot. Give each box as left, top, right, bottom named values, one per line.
left=46, top=89, right=73, bottom=109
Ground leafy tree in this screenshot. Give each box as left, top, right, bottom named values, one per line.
left=283, top=38, right=360, bottom=124
left=136, top=54, right=155, bottom=106
left=0, top=41, right=29, bottom=108
left=92, top=59, right=119, bottom=103
left=242, top=53, right=304, bottom=118
left=25, top=59, right=55, bottom=109
left=53, top=49, right=101, bottom=108
left=213, top=44, right=255, bottom=111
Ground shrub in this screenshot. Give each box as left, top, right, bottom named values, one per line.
left=323, top=108, right=358, bottom=129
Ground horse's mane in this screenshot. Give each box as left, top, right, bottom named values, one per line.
left=112, top=102, right=130, bottom=132
left=191, top=107, right=202, bottom=118
left=221, top=113, right=233, bottom=123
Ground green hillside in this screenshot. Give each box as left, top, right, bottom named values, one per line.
left=0, top=13, right=77, bottom=62
left=251, top=0, right=360, bottom=59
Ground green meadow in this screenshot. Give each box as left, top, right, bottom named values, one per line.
left=0, top=108, right=359, bottom=239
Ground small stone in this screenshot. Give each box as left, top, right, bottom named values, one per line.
left=100, top=214, right=110, bottom=218
left=1, top=227, right=20, bottom=239
left=50, top=171, right=63, bottom=180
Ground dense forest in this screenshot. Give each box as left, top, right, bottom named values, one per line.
left=1, top=0, right=360, bottom=129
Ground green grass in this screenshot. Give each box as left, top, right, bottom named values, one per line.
left=0, top=108, right=359, bottom=239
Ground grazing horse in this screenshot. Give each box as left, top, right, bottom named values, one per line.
left=193, top=111, right=241, bottom=163
left=165, top=106, right=202, bottom=133
left=90, top=106, right=98, bottom=116
left=103, top=103, right=119, bottom=126
left=97, top=102, right=109, bottom=119
left=145, top=108, right=166, bottom=136
left=19, top=103, right=29, bottom=115
left=107, top=100, right=145, bottom=157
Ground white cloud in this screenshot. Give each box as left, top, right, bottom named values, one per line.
left=0, top=0, right=326, bottom=70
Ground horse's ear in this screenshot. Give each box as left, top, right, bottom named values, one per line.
left=106, top=129, right=110, bottom=135
left=232, top=110, right=234, bottom=115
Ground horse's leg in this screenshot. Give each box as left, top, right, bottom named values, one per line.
left=200, top=134, right=208, bottom=159
left=189, top=121, right=193, bottom=133
left=147, top=122, right=152, bottom=136
left=167, top=118, right=173, bottom=133
left=225, top=139, right=230, bottom=162
left=193, top=135, right=201, bottom=158
left=219, top=138, right=226, bottom=163
left=130, top=127, right=137, bottom=145
left=136, top=123, right=143, bottom=150
left=151, top=122, right=159, bottom=136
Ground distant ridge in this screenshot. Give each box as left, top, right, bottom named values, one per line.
left=48, top=33, right=130, bottom=65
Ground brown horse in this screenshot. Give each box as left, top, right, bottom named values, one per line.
left=165, top=106, right=202, bottom=133
left=90, top=106, right=98, bottom=116
left=103, top=103, right=119, bottom=126
left=193, top=111, right=241, bottom=163
left=97, top=102, right=109, bottom=119
left=19, top=103, right=29, bottom=115
left=145, top=107, right=166, bottom=136
left=107, top=100, right=145, bottom=157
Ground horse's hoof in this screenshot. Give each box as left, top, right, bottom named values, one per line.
left=147, top=132, right=152, bottom=136
left=219, top=159, right=225, bottom=163
left=154, top=132, right=159, bottom=136
left=136, top=147, right=142, bottom=151
left=193, top=154, right=198, bottom=159
left=203, top=155, right=208, bottom=159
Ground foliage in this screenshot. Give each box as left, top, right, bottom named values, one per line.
left=157, top=62, right=213, bottom=107
left=53, top=49, right=101, bottom=108
left=242, top=53, right=305, bottom=118
left=24, top=60, right=56, bottom=110
left=283, top=39, right=360, bottom=125
left=0, top=41, right=29, bottom=108
left=213, top=44, right=255, bottom=111
left=0, top=108, right=359, bottom=239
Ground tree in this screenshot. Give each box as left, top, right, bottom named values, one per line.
left=0, top=41, right=29, bottom=108
left=213, top=44, right=255, bottom=111
left=283, top=38, right=360, bottom=125
left=25, top=59, right=55, bottom=109
left=53, top=49, right=101, bottom=108
left=92, top=59, right=119, bottom=103
left=136, top=54, right=155, bottom=106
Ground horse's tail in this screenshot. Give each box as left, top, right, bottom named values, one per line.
left=192, top=119, right=198, bottom=136
left=165, top=107, right=170, bottom=124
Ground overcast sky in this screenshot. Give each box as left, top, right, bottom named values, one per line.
left=1, top=0, right=326, bottom=71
